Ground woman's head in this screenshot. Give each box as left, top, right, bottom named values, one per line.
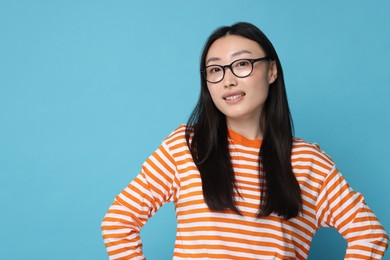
left=204, top=34, right=277, bottom=133
left=198, top=22, right=288, bottom=133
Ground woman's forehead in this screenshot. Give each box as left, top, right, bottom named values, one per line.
left=206, top=35, right=265, bottom=62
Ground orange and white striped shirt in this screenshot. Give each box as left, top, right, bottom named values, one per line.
left=102, top=125, right=388, bottom=259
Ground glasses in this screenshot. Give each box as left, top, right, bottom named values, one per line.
left=202, top=57, right=270, bottom=83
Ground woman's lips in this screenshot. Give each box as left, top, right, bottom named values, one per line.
left=223, top=92, right=246, bottom=101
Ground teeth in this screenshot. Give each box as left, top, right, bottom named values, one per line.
left=225, top=94, right=243, bottom=101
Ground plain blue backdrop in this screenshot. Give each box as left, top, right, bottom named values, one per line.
left=0, top=0, right=389, bottom=259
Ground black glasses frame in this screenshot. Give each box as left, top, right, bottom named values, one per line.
left=202, top=56, right=270, bottom=83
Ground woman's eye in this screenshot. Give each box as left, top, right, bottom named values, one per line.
left=236, top=61, right=250, bottom=67
left=209, top=67, right=221, bottom=74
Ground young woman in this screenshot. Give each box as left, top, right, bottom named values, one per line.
left=102, top=22, right=388, bottom=259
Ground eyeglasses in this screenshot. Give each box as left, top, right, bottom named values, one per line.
left=202, top=57, right=270, bottom=83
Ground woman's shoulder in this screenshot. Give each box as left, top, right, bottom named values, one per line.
left=293, top=137, right=322, bottom=151
left=292, top=137, right=335, bottom=170
left=163, top=124, right=189, bottom=146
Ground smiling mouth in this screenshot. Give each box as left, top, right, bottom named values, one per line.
left=223, top=93, right=246, bottom=101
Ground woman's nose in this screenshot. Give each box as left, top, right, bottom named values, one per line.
left=223, top=68, right=238, bottom=88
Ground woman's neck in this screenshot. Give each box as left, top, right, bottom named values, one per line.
left=227, top=118, right=263, bottom=140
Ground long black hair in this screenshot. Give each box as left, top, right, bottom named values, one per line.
left=186, top=22, right=302, bottom=219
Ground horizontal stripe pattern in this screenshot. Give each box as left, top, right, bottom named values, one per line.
left=102, top=125, right=388, bottom=259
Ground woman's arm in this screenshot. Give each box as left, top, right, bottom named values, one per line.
left=101, top=142, right=179, bottom=260
left=316, top=167, right=389, bottom=259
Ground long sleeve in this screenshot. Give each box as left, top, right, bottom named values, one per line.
left=101, top=141, right=180, bottom=260
left=316, top=167, right=389, bottom=259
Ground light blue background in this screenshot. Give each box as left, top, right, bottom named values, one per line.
left=0, top=1, right=389, bottom=259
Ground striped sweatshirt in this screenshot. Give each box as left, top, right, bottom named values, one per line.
left=102, top=125, right=388, bottom=259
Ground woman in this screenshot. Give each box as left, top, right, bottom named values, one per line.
left=102, top=22, right=388, bottom=259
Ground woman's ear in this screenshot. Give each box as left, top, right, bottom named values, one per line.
left=268, top=60, right=278, bottom=84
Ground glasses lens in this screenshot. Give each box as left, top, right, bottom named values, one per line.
left=205, top=66, right=223, bottom=83
left=232, top=60, right=252, bottom=78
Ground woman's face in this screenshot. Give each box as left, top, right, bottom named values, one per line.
left=205, top=35, right=277, bottom=127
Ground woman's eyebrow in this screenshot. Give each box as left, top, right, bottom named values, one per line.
left=206, top=50, right=252, bottom=65
left=231, top=50, right=252, bottom=58
left=205, top=57, right=220, bottom=65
